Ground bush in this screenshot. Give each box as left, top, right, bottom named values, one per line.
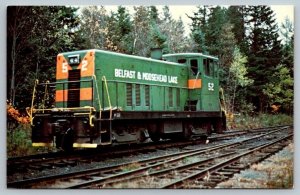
left=7, top=124, right=38, bottom=157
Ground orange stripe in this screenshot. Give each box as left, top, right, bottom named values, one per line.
left=56, top=54, right=72, bottom=80
left=80, top=88, right=93, bottom=100
left=77, top=50, right=95, bottom=77
left=55, top=88, right=93, bottom=102
left=188, top=79, right=202, bottom=89
left=55, top=90, right=68, bottom=102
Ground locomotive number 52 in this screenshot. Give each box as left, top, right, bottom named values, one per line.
left=208, top=82, right=214, bottom=91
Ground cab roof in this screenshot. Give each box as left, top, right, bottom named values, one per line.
left=163, top=53, right=218, bottom=60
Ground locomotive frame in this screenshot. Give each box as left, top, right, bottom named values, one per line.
left=29, top=49, right=227, bottom=150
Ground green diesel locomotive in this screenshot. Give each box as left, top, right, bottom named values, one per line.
left=30, top=49, right=227, bottom=150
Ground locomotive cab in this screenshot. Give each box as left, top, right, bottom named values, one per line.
left=163, top=53, right=226, bottom=134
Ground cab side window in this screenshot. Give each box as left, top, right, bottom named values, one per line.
left=203, top=58, right=214, bottom=77
left=190, top=59, right=198, bottom=75
left=178, top=59, right=187, bottom=64
left=213, top=60, right=218, bottom=78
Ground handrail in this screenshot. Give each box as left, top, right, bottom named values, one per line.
left=42, top=80, right=50, bottom=113
left=192, top=71, right=201, bottom=89
left=102, top=76, right=112, bottom=120
left=29, top=79, right=39, bottom=125
left=33, top=106, right=96, bottom=112
left=92, top=75, right=102, bottom=120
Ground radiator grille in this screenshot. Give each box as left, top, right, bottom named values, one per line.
left=169, top=87, right=173, bottom=107
left=126, top=83, right=132, bottom=106
left=67, top=69, right=80, bottom=107
left=145, top=85, right=150, bottom=106
left=135, top=84, right=141, bottom=106
left=176, top=88, right=180, bottom=107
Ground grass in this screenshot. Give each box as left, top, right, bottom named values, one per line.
left=228, top=113, right=293, bottom=130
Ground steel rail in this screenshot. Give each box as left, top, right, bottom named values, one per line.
left=162, top=133, right=293, bottom=188
left=7, top=126, right=291, bottom=188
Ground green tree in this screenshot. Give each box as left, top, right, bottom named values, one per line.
left=227, top=47, right=253, bottom=113
left=7, top=7, right=31, bottom=106
left=148, top=6, right=167, bottom=51
left=218, top=22, right=236, bottom=68
left=246, top=5, right=282, bottom=112
left=107, top=6, right=134, bottom=53
left=7, top=6, right=81, bottom=109
left=79, top=6, right=109, bottom=49
left=280, top=17, right=294, bottom=73
left=188, top=5, right=210, bottom=53
left=205, top=6, right=228, bottom=56
left=227, top=6, right=249, bottom=55
left=263, top=64, right=293, bottom=113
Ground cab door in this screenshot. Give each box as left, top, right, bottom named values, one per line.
left=186, top=58, right=202, bottom=111
left=201, top=58, right=220, bottom=111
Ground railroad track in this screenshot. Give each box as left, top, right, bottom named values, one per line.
left=7, top=137, right=207, bottom=177
left=7, top=125, right=292, bottom=189
left=7, top=125, right=275, bottom=177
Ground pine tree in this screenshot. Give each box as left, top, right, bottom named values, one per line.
left=159, top=6, right=189, bottom=53
left=227, top=6, right=249, bottom=55
left=107, top=6, right=134, bottom=53
left=246, top=6, right=282, bottom=112
left=188, top=5, right=210, bottom=53
left=280, top=17, right=294, bottom=73
left=205, top=6, right=228, bottom=56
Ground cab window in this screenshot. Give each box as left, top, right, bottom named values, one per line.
left=203, top=58, right=214, bottom=77
left=178, top=59, right=187, bottom=64
left=190, top=59, right=198, bottom=75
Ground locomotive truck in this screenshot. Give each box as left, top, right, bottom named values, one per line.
left=29, top=49, right=227, bottom=150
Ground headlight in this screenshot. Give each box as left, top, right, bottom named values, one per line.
left=68, top=54, right=80, bottom=65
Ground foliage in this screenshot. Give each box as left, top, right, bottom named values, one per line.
left=205, top=6, right=228, bottom=56
left=7, top=5, right=294, bottom=118
left=79, top=6, right=109, bottom=49
left=246, top=6, right=283, bottom=112
left=6, top=101, right=37, bottom=157
left=218, top=22, right=236, bottom=68
left=188, top=5, right=210, bottom=53
left=7, top=6, right=82, bottom=109
left=226, top=47, right=253, bottom=113
left=280, top=17, right=294, bottom=74
left=7, top=101, right=30, bottom=126
left=263, top=64, right=293, bottom=111
left=227, top=6, right=248, bottom=55
left=132, top=6, right=152, bottom=56
left=7, top=124, right=38, bottom=157
left=189, top=5, right=293, bottom=115
left=160, top=6, right=190, bottom=53
left=107, top=6, right=134, bottom=53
